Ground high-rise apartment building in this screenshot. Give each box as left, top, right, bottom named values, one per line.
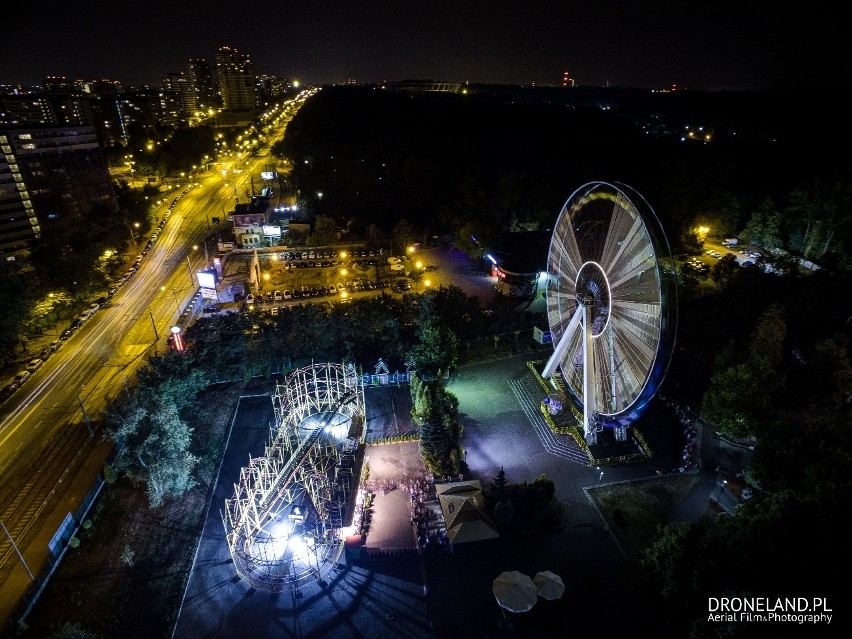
left=162, top=72, right=195, bottom=120
left=188, top=58, right=217, bottom=112
left=0, top=125, right=115, bottom=257
left=0, top=132, right=40, bottom=258
left=215, top=46, right=257, bottom=114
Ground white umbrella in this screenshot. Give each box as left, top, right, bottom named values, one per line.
left=492, top=570, right=538, bottom=613
left=533, top=570, right=565, bottom=600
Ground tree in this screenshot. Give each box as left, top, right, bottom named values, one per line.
left=699, top=304, right=786, bottom=439
left=407, top=314, right=457, bottom=380
left=710, top=252, right=739, bottom=288
left=391, top=218, right=418, bottom=256
left=308, top=214, right=339, bottom=246
left=742, top=197, right=782, bottom=249
left=106, top=394, right=198, bottom=507
left=490, top=466, right=508, bottom=501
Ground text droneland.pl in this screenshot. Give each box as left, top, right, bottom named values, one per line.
left=707, top=597, right=832, bottom=626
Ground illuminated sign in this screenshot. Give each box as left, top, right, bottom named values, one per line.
left=197, top=270, right=217, bottom=289
left=261, top=171, right=276, bottom=180
left=262, top=225, right=281, bottom=237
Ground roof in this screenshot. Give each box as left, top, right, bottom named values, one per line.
left=435, top=480, right=499, bottom=544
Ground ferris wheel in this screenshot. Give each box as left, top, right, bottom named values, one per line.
left=542, top=181, right=677, bottom=444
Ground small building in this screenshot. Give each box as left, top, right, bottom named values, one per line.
left=487, top=231, right=550, bottom=298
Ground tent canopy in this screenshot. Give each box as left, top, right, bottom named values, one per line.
left=493, top=570, right=537, bottom=613
left=533, top=570, right=565, bottom=600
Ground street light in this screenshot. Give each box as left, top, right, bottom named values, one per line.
left=129, top=221, right=140, bottom=245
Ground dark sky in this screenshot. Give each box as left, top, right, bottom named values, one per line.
left=1, top=1, right=846, bottom=91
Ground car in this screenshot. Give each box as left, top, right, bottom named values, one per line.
left=273, top=290, right=283, bottom=301
left=37, top=348, right=52, bottom=361
left=282, top=289, right=292, bottom=299
left=202, top=304, right=220, bottom=313
left=60, top=328, right=75, bottom=341
left=14, top=370, right=31, bottom=384
left=245, top=293, right=255, bottom=304
left=741, top=260, right=754, bottom=267
left=1, top=382, right=20, bottom=402
left=26, top=358, right=44, bottom=372
left=49, top=339, right=62, bottom=352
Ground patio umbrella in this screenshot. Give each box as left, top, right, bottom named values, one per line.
left=533, top=570, right=565, bottom=600
left=492, top=570, right=538, bottom=613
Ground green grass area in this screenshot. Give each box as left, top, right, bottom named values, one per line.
left=591, top=473, right=699, bottom=558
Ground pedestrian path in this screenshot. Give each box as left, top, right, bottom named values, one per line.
left=508, top=378, right=588, bottom=464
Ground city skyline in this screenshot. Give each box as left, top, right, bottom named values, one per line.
left=2, top=1, right=847, bottom=91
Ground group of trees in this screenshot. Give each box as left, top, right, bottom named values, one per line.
left=1, top=183, right=157, bottom=361
left=104, top=285, right=483, bottom=502
left=276, top=85, right=852, bottom=276
left=630, top=267, right=852, bottom=634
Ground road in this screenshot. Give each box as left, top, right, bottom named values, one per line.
left=0, top=91, right=309, bottom=629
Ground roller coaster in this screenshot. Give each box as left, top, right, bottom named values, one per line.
left=223, top=362, right=365, bottom=591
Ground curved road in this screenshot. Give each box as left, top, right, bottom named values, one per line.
left=0, top=89, right=311, bottom=628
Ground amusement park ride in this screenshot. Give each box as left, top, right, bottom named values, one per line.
left=542, top=181, right=678, bottom=445
left=223, top=362, right=365, bottom=592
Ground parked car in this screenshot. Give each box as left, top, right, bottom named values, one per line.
left=14, top=370, right=31, bottom=384
left=26, top=358, right=44, bottom=372
left=245, top=293, right=255, bottom=304
left=273, top=290, right=283, bottom=302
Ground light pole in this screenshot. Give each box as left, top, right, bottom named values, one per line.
left=129, top=221, right=140, bottom=246
left=187, top=256, right=195, bottom=285
left=716, top=479, right=728, bottom=501
left=103, top=362, right=131, bottom=400
left=149, top=308, right=159, bottom=340
left=77, top=391, right=94, bottom=437
left=0, top=520, right=34, bottom=581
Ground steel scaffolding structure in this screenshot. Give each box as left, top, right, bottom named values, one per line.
left=223, top=362, right=365, bottom=592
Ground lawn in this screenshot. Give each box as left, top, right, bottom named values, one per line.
left=591, top=473, right=700, bottom=559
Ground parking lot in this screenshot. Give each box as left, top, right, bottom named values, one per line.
left=213, top=243, right=498, bottom=313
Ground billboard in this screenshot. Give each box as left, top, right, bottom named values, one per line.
left=197, top=269, right=217, bottom=289
left=262, top=225, right=282, bottom=237
left=261, top=171, right=276, bottom=180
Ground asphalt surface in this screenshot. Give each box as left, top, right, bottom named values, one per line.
left=171, top=353, right=749, bottom=639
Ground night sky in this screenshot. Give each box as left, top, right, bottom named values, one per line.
left=1, top=1, right=847, bottom=91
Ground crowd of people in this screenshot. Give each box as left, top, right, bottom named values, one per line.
left=660, top=394, right=701, bottom=472
left=403, top=474, right=450, bottom=549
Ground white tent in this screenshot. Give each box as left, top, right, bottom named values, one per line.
left=493, top=571, right=537, bottom=613
left=533, top=570, right=565, bottom=600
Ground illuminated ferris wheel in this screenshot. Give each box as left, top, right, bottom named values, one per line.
left=542, top=181, right=677, bottom=444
